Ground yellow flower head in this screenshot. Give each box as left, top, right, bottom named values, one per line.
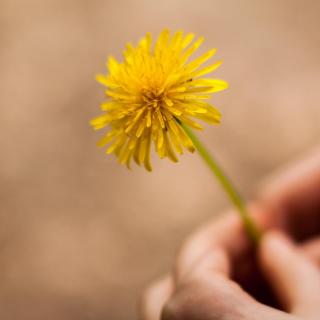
left=91, top=29, right=228, bottom=171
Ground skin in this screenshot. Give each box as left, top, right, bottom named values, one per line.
left=140, top=149, right=320, bottom=320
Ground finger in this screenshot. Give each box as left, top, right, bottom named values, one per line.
left=174, top=212, right=238, bottom=281
left=258, top=148, right=320, bottom=241
left=162, top=250, right=255, bottom=320
left=140, top=276, right=173, bottom=320
left=179, top=247, right=230, bottom=284
left=259, top=231, right=320, bottom=318
left=301, top=237, right=320, bottom=267
left=141, top=249, right=231, bottom=320
left=175, top=204, right=269, bottom=282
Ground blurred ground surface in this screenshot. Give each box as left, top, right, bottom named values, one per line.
left=1, top=0, right=320, bottom=319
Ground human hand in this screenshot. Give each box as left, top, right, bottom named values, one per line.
left=149, top=231, right=320, bottom=320
left=140, top=149, right=320, bottom=320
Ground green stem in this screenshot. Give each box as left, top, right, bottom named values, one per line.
left=182, top=123, right=262, bottom=244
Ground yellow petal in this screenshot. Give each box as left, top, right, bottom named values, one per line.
left=184, top=49, right=216, bottom=73
left=191, top=61, right=223, bottom=78
left=182, top=33, right=195, bottom=49
left=163, top=132, right=178, bottom=163
left=144, top=133, right=152, bottom=171
left=97, top=131, right=117, bottom=147
left=181, top=37, right=204, bottom=62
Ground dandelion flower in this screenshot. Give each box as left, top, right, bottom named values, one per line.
left=90, top=29, right=228, bottom=171
left=90, top=30, right=260, bottom=242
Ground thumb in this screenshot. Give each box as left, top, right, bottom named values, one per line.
left=259, top=231, right=320, bottom=318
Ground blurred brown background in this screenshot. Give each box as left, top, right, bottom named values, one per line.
left=1, top=0, right=320, bottom=319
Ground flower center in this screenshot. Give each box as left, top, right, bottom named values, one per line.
left=141, top=88, right=165, bottom=109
